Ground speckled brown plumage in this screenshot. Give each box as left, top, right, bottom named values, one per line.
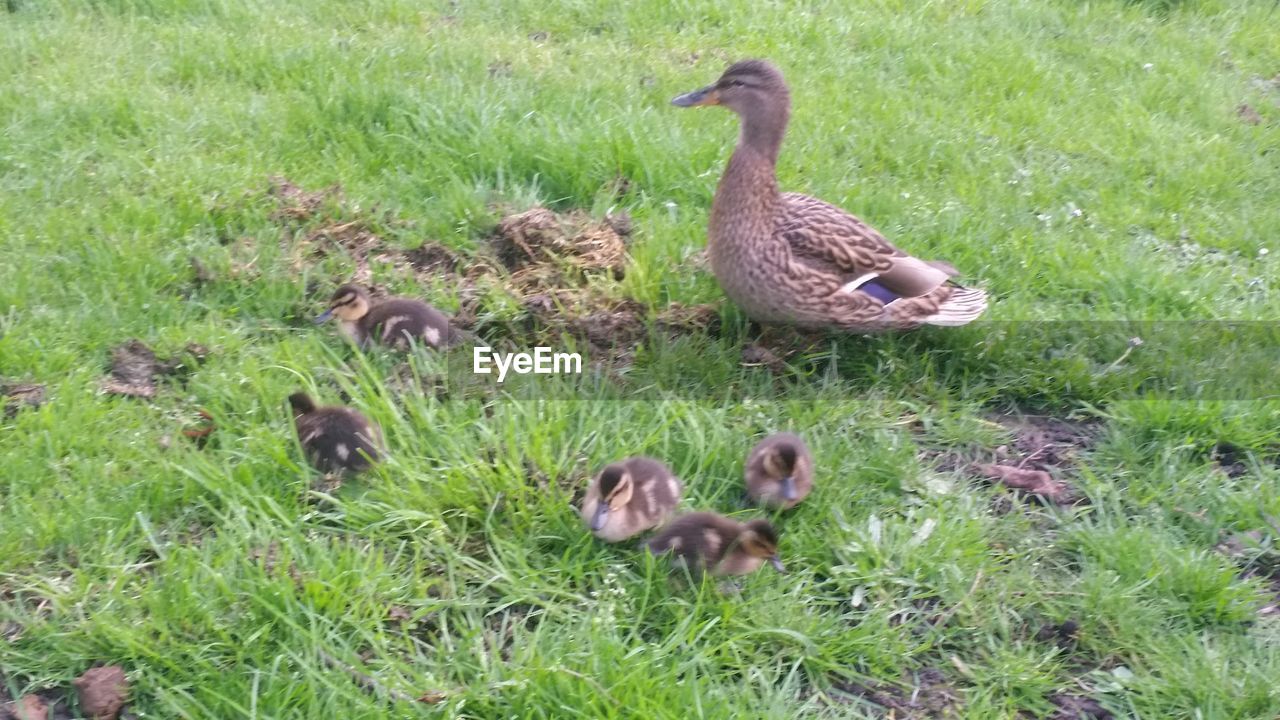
left=319, top=284, right=455, bottom=350
left=288, top=391, right=382, bottom=474
left=580, top=456, right=682, bottom=542
left=673, top=59, right=988, bottom=331
left=645, top=512, right=785, bottom=577
left=745, top=432, right=813, bottom=509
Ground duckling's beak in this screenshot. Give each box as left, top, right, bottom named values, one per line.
left=590, top=504, right=610, bottom=531
left=769, top=555, right=787, bottom=573
left=671, top=85, right=719, bottom=107
left=780, top=476, right=797, bottom=502
left=314, top=308, right=335, bottom=324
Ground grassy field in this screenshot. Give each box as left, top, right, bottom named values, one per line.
left=3, top=0, right=1280, bottom=717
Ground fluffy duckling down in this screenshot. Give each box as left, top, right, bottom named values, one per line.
left=645, top=512, right=785, bottom=577
left=745, top=432, right=813, bottom=509
left=316, top=283, right=454, bottom=350
left=580, top=457, right=682, bottom=542
left=288, top=391, right=382, bottom=474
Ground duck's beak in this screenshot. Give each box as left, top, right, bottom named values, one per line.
left=769, top=555, right=787, bottom=573
left=671, top=85, right=719, bottom=107
left=314, top=308, right=334, bottom=324
left=590, top=504, right=610, bottom=532
left=780, top=476, right=797, bottom=502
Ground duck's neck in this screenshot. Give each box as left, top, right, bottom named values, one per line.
left=710, top=105, right=789, bottom=243
left=737, top=102, right=789, bottom=167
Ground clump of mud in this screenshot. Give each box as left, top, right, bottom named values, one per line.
left=73, top=666, right=129, bottom=720
left=2, top=381, right=45, bottom=418
left=102, top=340, right=209, bottom=398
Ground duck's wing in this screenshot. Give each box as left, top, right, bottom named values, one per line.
left=776, top=193, right=954, bottom=299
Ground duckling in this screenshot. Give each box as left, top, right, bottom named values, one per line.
left=580, top=457, right=682, bottom=542
left=645, top=512, right=785, bottom=577
left=315, top=284, right=454, bottom=350
left=672, top=60, right=987, bottom=331
left=288, top=391, right=381, bottom=474
left=745, top=432, right=813, bottom=509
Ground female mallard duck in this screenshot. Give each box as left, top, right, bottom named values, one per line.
left=288, top=391, right=382, bottom=474
left=580, top=457, right=682, bottom=542
left=645, top=512, right=785, bottom=577
left=672, top=60, right=987, bottom=330
left=315, top=284, right=454, bottom=350
left=745, top=432, right=813, bottom=509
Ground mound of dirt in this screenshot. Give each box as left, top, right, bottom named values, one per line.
left=72, top=666, right=128, bottom=720
left=102, top=341, right=209, bottom=398
left=403, top=241, right=465, bottom=277
left=993, top=414, right=1100, bottom=472
left=254, top=180, right=724, bottom=367
left=2, top=382, right=44, bottom=418
left=493, top=207, right=627, bottom=275
left=267, top=176, right=340, bottom=222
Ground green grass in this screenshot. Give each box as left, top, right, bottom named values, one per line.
left=3, top=0, right=1280, bottom=717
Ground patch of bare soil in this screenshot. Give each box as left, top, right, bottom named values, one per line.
left=303, top=219, right=384, bottom=286
left=1214, top=529, right=1280, bottom=616
left=402, top=241, right=465, bottom=277
left=1236, top=103, right=1263, bottom=126
left=738, top=325, right=830, bottom=374
left=2, top=382, right=44, bottom=418
left=827, top=667, right=961, bottom=718
left=1034, top=619, right=1082, bottom=650
left=102, top=341, right=209, bottom=398
left=929, top=414, right=1099, bottom=508
left=655, top=302, right=721, bottom=338
left=484, top=604, right=543, bottom=663
left=1047, top=693, right=1113, bottom=720
left=249, top=542, right=305, bottom=589
left=267, top=176, right=341, bottom=222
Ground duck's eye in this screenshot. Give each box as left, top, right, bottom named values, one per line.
left=728, top=79, right=745, bottom=87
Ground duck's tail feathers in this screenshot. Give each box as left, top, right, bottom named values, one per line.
left=922, top=286, right=988, bottom=327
